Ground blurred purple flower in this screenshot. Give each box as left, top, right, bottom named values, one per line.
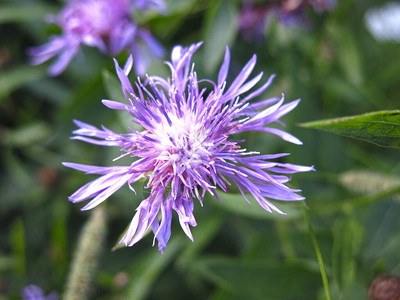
left=311, top=0, right=337, bottom=12
left=64, top=42, right=314, bottom=253
left=132, top=0, right=167, bottom=12
left=22, top=285, right=58, bottom=300
left=29, top=0, right=165, bottom=76
left=238, top=3, right=271, bottom=42
left=239, top=0, right=337, bottom=41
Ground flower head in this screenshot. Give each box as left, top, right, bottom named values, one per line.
left=22, top=285, right=58, bottom=300
left=239, top=0, right=337, bottom=41
left=64, top=42, right=314, bottom=253
left=29, top=0, right=165, bottom=76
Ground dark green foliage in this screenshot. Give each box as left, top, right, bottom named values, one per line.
left=2, top=0, right=400, bottom=299
left=300, top=111, right=400, bottom=149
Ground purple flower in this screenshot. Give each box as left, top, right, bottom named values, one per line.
left=311, top=0, right=337, bottom=12
left=29, top=0, right=165, bottom=76
left=239, top=0, right=337, bottom=41
left=238, top=3, right=271, bottom=42
left=22, top=285, right=58, bottom=300
left=64, top=42, right=314, bottom=253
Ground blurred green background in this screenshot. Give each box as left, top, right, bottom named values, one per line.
left=1, top=0, right=400, bottom=299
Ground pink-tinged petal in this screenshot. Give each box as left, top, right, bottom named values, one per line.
left=22, top=285, right=58, bottom=300
left=121, top=200, right=160, bottom=246
left=235, top=72, right=264, bottom=97
left=171, top=45, right=183, bottom=66
left=270, top=163, right=315, bottom=174
left=247, top=98, right=280, bottom=111
left=102, top=99, right=129, bottom=110
left=48, top=45, right=80, bottom=76
left=266, top=99, right=301, bottom=123
left=218, top=46, right=231, bottom=86
left=123, top=55, right=134, bottom=75
left=173, top=196, right=197, bottom=241
left=258, top=184, right=305, bottom=201
left=71, top=136, right=120, bottom=146
left=257, top=198, right=286, bottom=214
left=110, top=24, right=137, bottom=55
left=29, top=37, right=68, bottom=65
left=73, top=119, right=97, bottom=130
left=63, top=162, right=129, bottom=174
left=114, top=58, right=134, bottom=95
left=223, top=54, right=257, bottom=100
left=152, top=201, right=172, bottom=253
left=241, top=74, right=276, bottom=103
left=135, top=0, right=168, bottom=14
left=260, top=127, right=303, bottom=145
left=138, top=29, right=165, bottom=58
left=82, top=35, right=107, bottom=52
left=68, top=170, right=132, bottom=203
left=81, top=173, right=132, bottom=210
left=246, top=95, right=284, bottom=124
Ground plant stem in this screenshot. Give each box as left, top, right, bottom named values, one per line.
left=303, top=207, right=332, bottom=300
left=64, top=206, right=107, bottom=300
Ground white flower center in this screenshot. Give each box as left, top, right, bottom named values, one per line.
left=153, top=113, right=211, bottom=170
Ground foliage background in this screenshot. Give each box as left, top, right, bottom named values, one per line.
left=1, top=0, right=400, bottom=299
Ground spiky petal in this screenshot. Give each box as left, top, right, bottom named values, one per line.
left=64, top=42, right=314, bottom=253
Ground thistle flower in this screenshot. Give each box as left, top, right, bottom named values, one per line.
left=64, top=42, right=314, bottom=253
left=22, top=285, right=58, bottom=300
left=239, top=0, right=337, bottom=41
left=29, top=0, right=165, bottom=76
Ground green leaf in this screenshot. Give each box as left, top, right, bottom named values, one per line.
left=10, top=218, right=25, bottom=277
left=303, top=208, right=332, bottom=300
left=56, top=72, right=104, bottom=122
left=2, top=122, right=52, bottom=148
left=299, top=110, right=400, bottom=149
left=125, top=237, right=184, bottom=300
left=0, top=65, right=45, bottom=103
left=331, top=218, right=363, bottom=294
left=202, top=0, right=238, bottom=73
left=191, top=257, right=321, bottom=300
left=177, top=212, right=224, bottom=269
left=0, top=4, right=58, bottom=24
left=102, top=70, right=125, bottom=102
left=51, top=201, right=69, bottom=275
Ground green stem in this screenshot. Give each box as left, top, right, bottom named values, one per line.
left=303, top=207, right=332, bottom=300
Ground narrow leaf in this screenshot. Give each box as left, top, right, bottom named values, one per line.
left=0, top=66, right=45, bottom=103
left=10, top=218, right=26, bottom=277
left=299, top=110, right=400, bottom=149
left=0, top=4, right=58, bottom=23
left=303, top=208, right=332, bottom=300
left=202, top=0, right=238, bottom=73
left=191, top=256, right=321, bottom=300
left=332, top=217, right=362, bottom=293
left=125, top=237, right=184, bottom=300
left=102, top=70, right=125, bottom=102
